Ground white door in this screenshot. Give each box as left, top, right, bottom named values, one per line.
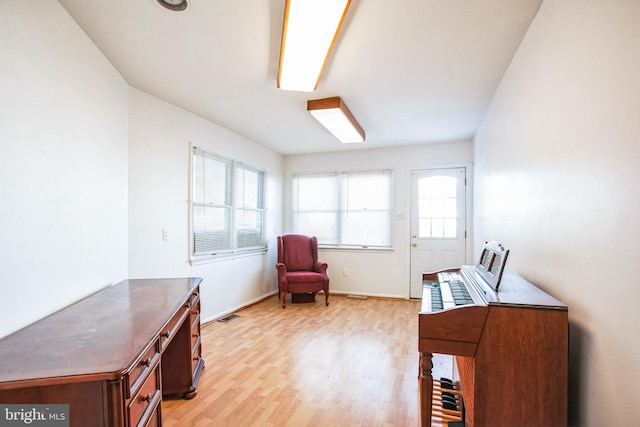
left=409, top=168, right=467, bottom=299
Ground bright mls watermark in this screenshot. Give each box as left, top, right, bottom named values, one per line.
left=0, top=405, right=69, bottom=427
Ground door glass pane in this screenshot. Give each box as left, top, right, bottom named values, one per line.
left=443, top=218, right=457, bottom=238
left=431, top=218, right=444, bottom=238
left=419, top=219, right=431, bottom=237
left=418, top=176, right=457, bottom=239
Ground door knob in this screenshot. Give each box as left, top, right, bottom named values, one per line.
left=412, top=243, right=417, bottom=247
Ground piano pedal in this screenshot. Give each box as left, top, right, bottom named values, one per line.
left=432, top=410, right=462, bottom=422
left=432, top=392, right=459, bottom=405
left=433, top=386, right=463, bottom=396
left=433, top=378, right=462, bottom=395
left=432, top=408, right=462, bottom=421
left=441, top=396, right=458, bottom=409
left=432, top=398, right=461, bottom=414
left=432, top=377, right=463, bottom=424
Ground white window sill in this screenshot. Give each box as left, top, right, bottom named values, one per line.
left=318, top=246, right=394, bottom=252
left=190, top=247, right=268, bottom=266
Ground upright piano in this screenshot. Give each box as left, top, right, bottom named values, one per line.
left=418, top=242, right=568, bottom=427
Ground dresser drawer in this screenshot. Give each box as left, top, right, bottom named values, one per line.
left=189, top=289, right=200, bottom=307
left=128, top=364, right=161, bottom=427
left=191, top=334, right=201, bottom=374
left=142, top=403, right=161, bottom=427
left=160, top=303, right=190, bottom=350
left=126, top=340, right=160, bottom=399
left=190, top=311, right=200, bottom=348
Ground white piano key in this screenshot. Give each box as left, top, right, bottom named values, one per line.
left=440, top=281, right=456, bottom=309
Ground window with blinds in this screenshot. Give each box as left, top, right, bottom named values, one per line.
left=191, top=147, right=266, bottom=258
left=292, top=170, right=393, bottom=248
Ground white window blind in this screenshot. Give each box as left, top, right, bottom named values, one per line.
left=292, top=170, right=393, bottom=248
left=191, top=147, right=266, bottom=257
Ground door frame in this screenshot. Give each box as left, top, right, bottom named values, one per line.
left=405, top=163, right=473, bottom=299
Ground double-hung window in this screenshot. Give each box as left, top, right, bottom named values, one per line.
left=292, top=170, right=393, bottom=248
left=191, top=147, right=266, bottom=259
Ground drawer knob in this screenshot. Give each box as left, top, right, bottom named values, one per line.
left=140, top=358, right=151, bottom=367
left=162, top=332, right=170, bottom=339
left=141, top=392, right=154, bottom=402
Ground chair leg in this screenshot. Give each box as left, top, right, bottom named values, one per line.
left=281, top=291, right=287, bottom=308
left=325, top=292, right=329, bottom=306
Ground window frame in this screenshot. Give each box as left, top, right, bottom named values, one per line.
left=291, top=169, right=394, bottom=250
left=190, top=146, right=267, bottom=263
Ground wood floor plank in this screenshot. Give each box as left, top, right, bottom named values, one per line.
left=163, top=295, right=452, bottom=426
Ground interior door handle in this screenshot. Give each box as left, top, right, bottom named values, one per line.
left=412, top=243, right=417, bottom=247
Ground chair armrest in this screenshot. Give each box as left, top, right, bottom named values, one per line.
left=276, top=263, right=288, bottom=289
left=313, top=261, right=328, bottom=275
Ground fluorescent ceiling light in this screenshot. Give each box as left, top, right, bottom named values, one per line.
left=307, top=97, right=365, bottom=143
left=278, top=0, right=352, bottom=92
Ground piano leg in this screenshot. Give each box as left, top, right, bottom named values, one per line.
left=419, top=351, right=434, bottom=427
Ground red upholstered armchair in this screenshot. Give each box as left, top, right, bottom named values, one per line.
left=276, top=234, right=329, bottom=308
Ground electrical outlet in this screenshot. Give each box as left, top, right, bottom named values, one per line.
left=162, top=228, right=169, bottom=241
left=343, top=268, right=349, bottom=276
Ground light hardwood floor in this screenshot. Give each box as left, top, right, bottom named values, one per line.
left=162, top=294, right=452, bottom=427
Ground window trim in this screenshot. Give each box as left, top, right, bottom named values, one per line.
left=189, top=146, right=267, bottom=264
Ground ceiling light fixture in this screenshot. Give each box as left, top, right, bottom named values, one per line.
left=156, top=0, right=188, bottom=12
left=307, top=97, right=365, bottom=143
left=278, top=0, right=352, bottom=92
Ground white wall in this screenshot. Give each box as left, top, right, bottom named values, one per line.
left=284, top=141, right=473, bottom=298
left=128, top=88, right=283, bottom=323
left=0, top=1, right=129, bottom=338
left=474, top=1, right=640, bottom=425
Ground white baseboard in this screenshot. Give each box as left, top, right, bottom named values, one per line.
left=201, top=290, right=278, bottom=325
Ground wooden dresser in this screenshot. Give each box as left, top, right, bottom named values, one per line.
left=0, top=278, right=205, bottom=427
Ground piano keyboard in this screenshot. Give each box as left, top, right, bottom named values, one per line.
left=421, top=272, right=475, bottom=313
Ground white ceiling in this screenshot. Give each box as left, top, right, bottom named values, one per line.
left=57, top=0, right=542, bottom=155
